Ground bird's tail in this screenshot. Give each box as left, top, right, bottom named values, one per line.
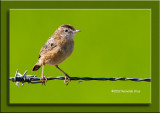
left=32, top=62, right=41, bottom=71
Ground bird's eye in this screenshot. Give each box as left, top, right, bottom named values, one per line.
left=65, top=29, right=68, bottom=32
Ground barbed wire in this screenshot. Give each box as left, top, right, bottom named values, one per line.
left=9, top=69, right=151, bottom=86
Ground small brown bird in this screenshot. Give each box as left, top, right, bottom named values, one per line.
left=32, top=24, right=81, bottom=85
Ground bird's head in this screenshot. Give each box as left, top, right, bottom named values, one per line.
left=56, top=24, right=81, bottom=40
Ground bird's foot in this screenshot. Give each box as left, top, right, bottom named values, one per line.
left=64, top=75, right=71, bottom=86
left=40, top=75, right=47, bottom=85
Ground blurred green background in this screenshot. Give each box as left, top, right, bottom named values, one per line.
left=9, top=9, right=151, bottom=104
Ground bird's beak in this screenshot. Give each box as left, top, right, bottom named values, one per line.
left=73, top=30, right=81, bottom=33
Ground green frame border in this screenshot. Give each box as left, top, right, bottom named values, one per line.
left=1, top=1, right=159, bottom=112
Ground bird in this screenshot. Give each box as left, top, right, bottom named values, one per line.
left=32, top=24, right=81, bottom=85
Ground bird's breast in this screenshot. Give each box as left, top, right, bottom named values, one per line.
left=43, top=40, right=74, bottom=65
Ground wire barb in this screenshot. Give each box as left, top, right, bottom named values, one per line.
left=9, top=69, right=151, bottom=86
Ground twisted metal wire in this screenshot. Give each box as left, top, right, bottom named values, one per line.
left=9, top=69, right=151, bottom=86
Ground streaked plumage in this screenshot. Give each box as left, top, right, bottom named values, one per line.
left=32, top=24, right=81, bottom=85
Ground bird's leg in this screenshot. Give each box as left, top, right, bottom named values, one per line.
left=55, top=65, right=71, bottom=85
left=40, top=65, right=47, bottom=85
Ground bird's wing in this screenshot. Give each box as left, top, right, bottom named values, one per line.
left=38, top=37, right=57, bottom=59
